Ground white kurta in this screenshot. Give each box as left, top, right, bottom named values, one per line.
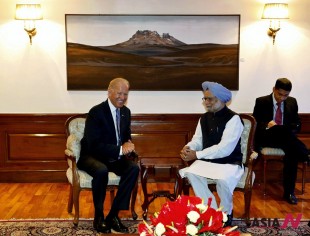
left=179, top=114, right=244, bottom=195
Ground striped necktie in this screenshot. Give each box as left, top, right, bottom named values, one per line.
left=116, top=108, right=121, bottom=145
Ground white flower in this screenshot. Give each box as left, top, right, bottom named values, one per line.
left=186, top=224, right=198, bottom=236
left=187, top=210, right=200, bottom=223
left=140, top=232, right=146, bottom=236
left=154, top=222, right=166, bottom=236
left=222, top=212, right=228, bottom=223
left=196, top=203, right=208, bottom=213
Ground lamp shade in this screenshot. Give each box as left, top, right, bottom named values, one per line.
left=15, top=4, right=43, bottom=20
left=262, top=3, right=289, bottom=19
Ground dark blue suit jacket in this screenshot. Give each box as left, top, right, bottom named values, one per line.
left=79, top=99, right=132, bottom=163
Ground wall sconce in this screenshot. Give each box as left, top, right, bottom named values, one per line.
left=15, top=4, right=43, bottom=45
left=261, top=3, right=289, bottom=45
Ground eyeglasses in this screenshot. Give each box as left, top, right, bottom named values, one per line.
left=202, top=96, right=216, bottom=102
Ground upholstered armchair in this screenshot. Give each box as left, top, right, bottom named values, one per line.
left=65, top=114, right=138, bottom=226
left=175, top=114, right=257, bottom=226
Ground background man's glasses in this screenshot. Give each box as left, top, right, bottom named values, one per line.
left=202, top=96, right=216, bottom=102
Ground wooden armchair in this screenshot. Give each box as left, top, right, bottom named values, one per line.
left=175, top=114, right=257, bottom=226
left=65, top=114, right=138, bottom=226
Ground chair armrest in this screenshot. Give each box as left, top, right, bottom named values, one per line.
left=65, top=149, right=80, bottom=186
left=245, top=151, right=258, bottom=169
left=250, top=151, right=258, bottom=161
left=243, top=151, right=258, bottom=189
left=65, top=149, right=77, bottom=162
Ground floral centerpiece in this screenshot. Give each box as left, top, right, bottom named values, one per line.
left=138, top=195, right=240, bottom=236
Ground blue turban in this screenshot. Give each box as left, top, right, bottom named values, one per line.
left=202, top=81, right=232, bottom=103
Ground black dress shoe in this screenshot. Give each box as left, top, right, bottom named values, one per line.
left=93, top=217, right=111, bottom=233
left=106, top=216, right=129, bottom=233
left=284, top=193, right=298, bottom=205
left=223, top=211, right=233, bottom=227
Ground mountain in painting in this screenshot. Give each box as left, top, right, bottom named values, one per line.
left=115, top=30, right=186, bottom=47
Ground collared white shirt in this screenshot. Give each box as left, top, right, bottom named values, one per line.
left=108, top=99, right=122, bottom=155
left=272, top=93, right=283, bottom=124
left=108, top=99, right=118, bottom=133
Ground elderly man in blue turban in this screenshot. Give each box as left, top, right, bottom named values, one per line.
left=179, top=81, right=244, bottom=227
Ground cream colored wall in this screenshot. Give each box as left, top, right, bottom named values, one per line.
left=0, top=0, right=309, bottom=114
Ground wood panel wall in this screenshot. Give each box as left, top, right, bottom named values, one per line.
left=0, top=113, right=309, bottom=183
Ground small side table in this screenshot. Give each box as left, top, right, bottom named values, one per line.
left=140, top=157, right=185, bottom=220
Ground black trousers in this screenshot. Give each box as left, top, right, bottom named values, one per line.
left=77, top=156, right=139, bottom=218
left=260, top=125, right=308, bottom=195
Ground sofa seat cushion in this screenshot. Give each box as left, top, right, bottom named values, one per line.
left=66, top=168, right=121, bottom=188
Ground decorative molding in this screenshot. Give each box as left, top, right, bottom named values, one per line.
left=0, top=113, right=309, bottom=182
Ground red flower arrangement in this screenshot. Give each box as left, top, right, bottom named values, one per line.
left=138, top=195, right=240, bottom=236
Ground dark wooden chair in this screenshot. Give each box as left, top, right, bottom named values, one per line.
left=175, top=114, right=257, bottom=226
left=64, top=114, right=138, bottom=226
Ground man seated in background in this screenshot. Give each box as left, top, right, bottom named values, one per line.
left=253, top=78, right=309, bottom=204
left=179, top=81, right=244, bottom=226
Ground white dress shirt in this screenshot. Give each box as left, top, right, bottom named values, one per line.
left=108, top=99, right=122, bottom=155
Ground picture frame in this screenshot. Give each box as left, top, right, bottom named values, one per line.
left=65, top=14, right=240, bottom=91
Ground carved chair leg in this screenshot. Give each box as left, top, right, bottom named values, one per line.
left=263, top=159, right=267, bottom=195
left=244, top=190, right=252, bottom=226
left=183, top=178, right=190, bottom=196
left=141, top=165, right=149, bottom=220
left=174, top=172, right=184, bottom=198
left=67, top=184, right=73, bottom=213
left=72, top=185, right=81, bottom=226
left=110, top=189, right=115, bottom=204
left=131, top=180, right=138, bottom=220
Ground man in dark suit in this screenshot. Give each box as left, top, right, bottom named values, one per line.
left=253, top=78, right=309, bottom=205
left=77, top=78, right=139, bottom=233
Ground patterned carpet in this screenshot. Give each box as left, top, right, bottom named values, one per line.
left=0, top=218, right=310, bottom=235
left=0, top=219, right=138, bottom=235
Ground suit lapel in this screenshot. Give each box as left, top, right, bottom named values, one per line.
left=119, top=108, right=125, bottom=141
left=102, top=100, right=118, bottom=143
left=267, top=94, right=274, bottom=120
left=283, top=100, right=288, bottom=125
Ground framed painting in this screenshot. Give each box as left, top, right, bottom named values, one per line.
left=65, top=14, right=240, bottom=91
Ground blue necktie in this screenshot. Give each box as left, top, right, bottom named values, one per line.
left=116, top=108, right=121, bottom=145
